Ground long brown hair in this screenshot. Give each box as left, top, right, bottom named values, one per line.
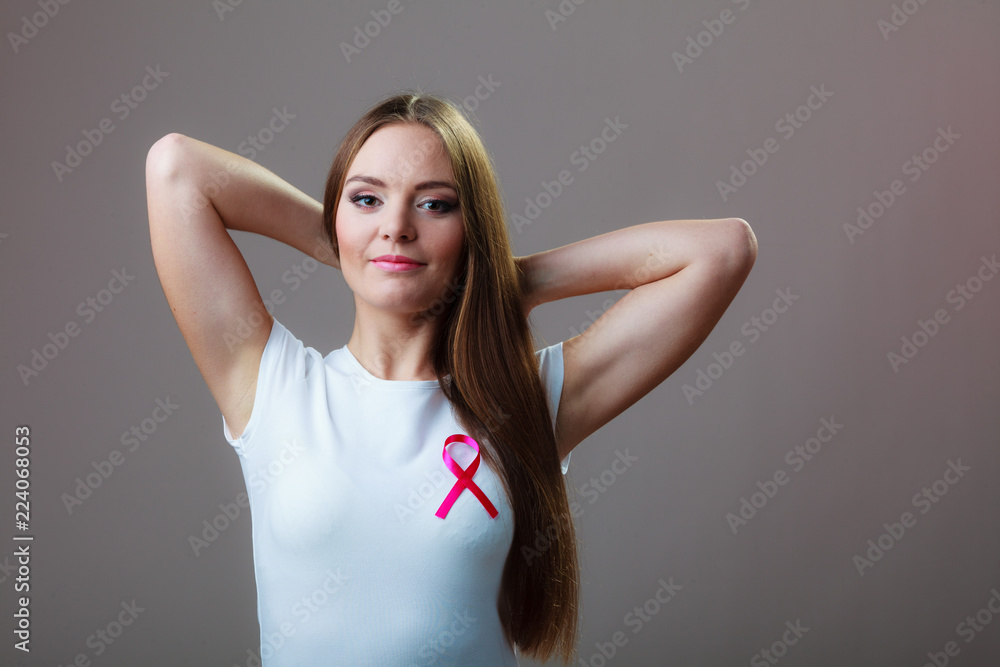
left=321, top=90, right=580, bottom=663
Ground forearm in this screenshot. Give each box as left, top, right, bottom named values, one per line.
left=518, top=218, right=755, bottom=311
left=155, top=133, right=337, bottom=268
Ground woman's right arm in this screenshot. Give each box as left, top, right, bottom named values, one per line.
left=145, top=132, right=337, bottom=438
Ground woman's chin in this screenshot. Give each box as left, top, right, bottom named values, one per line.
left=355, top=293, right=437, bottom=317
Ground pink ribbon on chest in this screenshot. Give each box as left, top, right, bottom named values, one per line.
left=434, top=434, right=498, bottom=519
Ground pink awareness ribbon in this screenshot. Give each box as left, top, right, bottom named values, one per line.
left=434, top=434, right=498, bottom=519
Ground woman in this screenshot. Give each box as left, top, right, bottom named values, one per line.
left=146, top=91, right=757, bottom=665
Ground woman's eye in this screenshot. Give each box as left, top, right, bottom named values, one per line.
left=421, top=199, right=457, bottom=214
left=349, top=193, right=455, bottom=214
left=350, top=194, right=379, bottom=209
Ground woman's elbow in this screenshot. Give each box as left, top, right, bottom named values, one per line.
left=732, top=218, right=758, bottom=267
left=707, top=218, right=758, bottom=276
left=145, top=133, right=192, bottom=187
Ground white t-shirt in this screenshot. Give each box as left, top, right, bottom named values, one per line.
left=222, top=317, right=571, bottom=666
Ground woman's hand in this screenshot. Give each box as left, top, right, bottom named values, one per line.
left=309, top=234, right=341, bottom=271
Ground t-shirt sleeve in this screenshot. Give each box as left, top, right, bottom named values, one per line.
left=222, top=317, right=311, bottom=455
left=536, top=340, right=571, bottom=475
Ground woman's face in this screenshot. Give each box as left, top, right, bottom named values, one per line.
left=336, top=122, right=465, bottom=318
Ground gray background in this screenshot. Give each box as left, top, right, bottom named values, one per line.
left=2, top=0, right=999, bottom=665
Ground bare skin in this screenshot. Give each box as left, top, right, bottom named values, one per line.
left=146, top=125, right=757, bottom=460
left=337, top=123, right=467, bottom=383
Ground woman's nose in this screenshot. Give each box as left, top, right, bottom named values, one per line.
left=379, top=203, right=416, bottom=241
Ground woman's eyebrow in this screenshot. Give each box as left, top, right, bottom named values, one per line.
left=345, top=174, right=457, bottom=193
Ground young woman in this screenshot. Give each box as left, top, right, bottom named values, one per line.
left=146, top=92, right=756, bottom=666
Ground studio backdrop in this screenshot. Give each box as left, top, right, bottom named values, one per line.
left=2, top=1, right=998, bottom=665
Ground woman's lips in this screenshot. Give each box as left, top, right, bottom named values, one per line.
left=370, top=258, right=425, bottom=272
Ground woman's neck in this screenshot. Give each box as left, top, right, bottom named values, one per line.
left=345, top=304, right=441, bottom=381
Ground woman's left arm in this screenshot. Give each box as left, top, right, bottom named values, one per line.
left=516, top=218, right=757, bottom=460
